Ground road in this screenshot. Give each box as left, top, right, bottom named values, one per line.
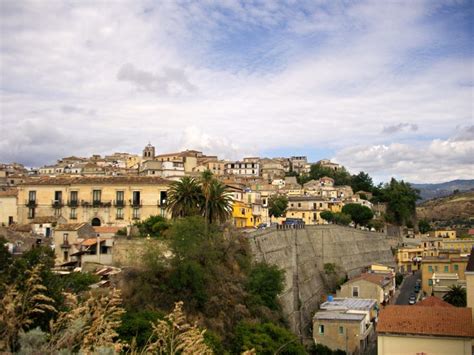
left=396, top=271, right=421, bottom=305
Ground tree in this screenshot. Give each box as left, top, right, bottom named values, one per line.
left=166, top=176, right=202, bottom=218
left=333, top=212, right=351, bottom=226
left=135, top=215, right=170, bottom=238
left=351, top=171, right=374, bottom=193
left=377, top=178, right=420, bottom=225
left=307, top=163, right=352, bottom=186
left=368, top=219, right=385, bottom=232
left=418, top=219, right=431, bottom=234
left=320, top=211, right=334, bottom=223
left=204, top=179, right=233, bottom=225
left=200, top=170, right=214, bottom=232
left=268, top=195, right=288, bottom=218
left=443, top=285, right=466, bottom=307
left=341, top=204, right=374, bottom=227
left=246, top=263, right=285, bottom=311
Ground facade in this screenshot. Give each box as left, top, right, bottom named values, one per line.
left=277, top=196, right=343, bottom=225
left=429, top=229, right=457, bottom=239
left=421, top=252, right=468, bottom=295
left=224, top=161, right=260, bottom=177
left=17, top=176, right=171, bottom=228
left=396, top=246, right=424, bottom=273
left=377, top=305, right=474, bottom=355
left=0, top=187, right=17, bottom=226
left=337, top=273, right=395, bottom=305
left=53, top=222, right=95, bottom=265
left=466, top=249, right=474, bottom=319
left=441, top=238, right=474, bottom=256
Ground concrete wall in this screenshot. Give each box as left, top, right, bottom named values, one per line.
left=247, top=225, right=395, bottom=339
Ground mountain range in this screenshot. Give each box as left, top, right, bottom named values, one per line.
left=411, top=179, right=474, bottom=202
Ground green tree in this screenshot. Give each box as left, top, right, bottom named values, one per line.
left=134, top=215, right=170, bottom=237
left=377, top=178, right=420, bottom=225
left=204, top=179, right=233, bottom=225
left=320, top=211, right=334, bottom=223
left=117, top=309, right=164, bottom=349
left=308, top=163, right=352, bottom=186
left=268, top=195, right=288, bottom=218
left=246, top=263, right=285, bottom=311
left=333, top=212, right=352, bottom=226
left=350, top=171, right=374, bottom=193
left=341, top=204, right=374, bottom=227
left=443, top=285, right=466, bottom=307
left=368, top=219, right=385, bottom=232
left=166, top=176, right=202, bottom=218
left=418, top=219, right=431, bottom=234
left=232, top=322, right=306, bottom=355
left=200, top=170, right=214, bottom=231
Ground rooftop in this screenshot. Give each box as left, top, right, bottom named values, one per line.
left=93, top=226, right=121, bottom=234
left=18, top=176, right=172, bottom=186
left=346, top=273, right=392, bottom=287
left=314, top=311, right=365, bottom=322
left=320, top=298, right=376, bottom=311
left=416, top=296, right=454, bottom=308
left=0, top=187, right=18, bottom=197
left=378, top=305, right=474, bottom=338
left=55, top=223, right=88, bottom=231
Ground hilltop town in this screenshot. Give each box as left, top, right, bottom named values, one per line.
left=1, top=144, right=474, bottom=354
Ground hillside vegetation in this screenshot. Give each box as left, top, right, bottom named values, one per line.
left=417, top=191, right=474, bottom=225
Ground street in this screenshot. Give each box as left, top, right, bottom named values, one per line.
left=396, top=271, right=421, bottom=305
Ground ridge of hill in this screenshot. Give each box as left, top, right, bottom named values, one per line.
left=416, top=190, right=474, bottom=223
left=411, top=179, right=474, bottom=201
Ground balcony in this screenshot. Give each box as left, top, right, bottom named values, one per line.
left=132, top=214, right=141, bottom=220
left=131, top=199, right=142, bottom=207
left=25, top=199, right=37, bottom=207
left=67, top=200, right=79, bottom=207
left=51, top=199, right=64, bottom=208
left=114, top=200, right=126, bottom=207
left=60, top=241, right=71, bottom=248
left=91, top=200, right=112, bottom=208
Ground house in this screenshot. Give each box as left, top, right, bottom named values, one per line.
left=16, top=176, right=171, bottom=228
left=52, top=222, right=96, bottom=266
left=93, top=226, right=121, bottom=238
left=275, top=195, right=343, bottom=225
left=30, top=216, right=65, bottom=237
left=313, top=298, right=376, bottom=354
left=396, top=246, right=424, bottom=273
left=428, top=229, right=457, bottom=239
left=0, top=187, right=17, bottom=226
left=464, top=248, right=474, bottom=319
left=377, top=304, right=474, bottom=355
left=421, top=251, right=468, bottom=295
left=337, top=272, right=395, bottom=305
left=78, top=237, right=114, bottom=266
left=224, top=161, right=260, bottom=177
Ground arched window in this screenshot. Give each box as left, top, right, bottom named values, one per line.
left=91, top=217, right=101, bottom=226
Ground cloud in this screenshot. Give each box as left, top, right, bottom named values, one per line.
left=61, top=105, right=96, bottom=116
left=382, top=123, right=418, bottom=134
left=117, top=63, right=197, bottom=95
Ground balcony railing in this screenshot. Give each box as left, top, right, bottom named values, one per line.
left=91, top=200, right=112, bottom=208
left=69, top=215, right=77, bottom=220
left=67, top=200, right=79, bottom=207
left=25, top=199, right=37, bottom=207
left=114, top=200, right=126, bottom=207
left=132, top=214, right=141, bottom=220
left=51, top=199, right=64, bottom=208
left=60, top=241, right=71, bottom=248
left=131, top=199, right=142, bottom=207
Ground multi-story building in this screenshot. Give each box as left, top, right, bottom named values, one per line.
left=17, top=176, right=171, bottom=228
left=0, top=187, right=17, bottom=226
left=224, top=161, right=260, bottom=177
left=441, top=239, right=474, bottom=256
left=429, top=229, right=457, bottom=239
left=317, top=159, right=343, bottom=171
left=421, top=251, right=468, bottom=295
left=289, top=156, right=309, bottom=174
left=396, top=246, right=424, bottom=273
left=53, top=222, right=95, bottom=265
left=276, top=196, right=343, bottom=225
left=337, top=272, right=395, bottom=305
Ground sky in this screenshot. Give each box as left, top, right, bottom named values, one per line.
left=0, top=0, right=473, bottom=183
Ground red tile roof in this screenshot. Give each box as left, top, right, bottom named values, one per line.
left=415, top=296, right=454, bottom=308
left=378, top=305, right=474, bottom=338
left=18, top=176, right=172, bottom=186
left=346, top=273, right=392, bottom=287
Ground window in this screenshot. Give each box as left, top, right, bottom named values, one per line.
left=28, top=190, right=36, bottom=202
left=160, top=191, right=167, bottom=206
left=302, top=213, right=305, bottom=218
left=319, top=325, right=324, bottom=335
left=454, top=264, right=459, bottom=271
left=116, top=191, right=124, bottom=203
left=54, top=208, right=61, bottom=217
left=63, top=251, right=68, bottom=261
left=28, top=207, right=35, bottom=219
left=339, top=326, right=344, bottom=335
left=428, top=279, right=433, bottom=286
left=352, top=286, right=359, bottom=297
left=132, top=191, right=140, bottom=205
left=298, top=203, right=301, bottom=207
left=444, top=266, right=449, bottom=272
left=428, top=266, right=433, bottom=272
left=70, top=191, right=78, bottom=203
left=116, top=208, right=124, bottom=219
left=93, top=189, right=101, bottom=202
left=434, top=266, right=438, bottom=272
left=63, top=233, right=68, bottom=243
left=70, top=208, right=77, bottom=219
left=132, top=208, right=140, bottom=219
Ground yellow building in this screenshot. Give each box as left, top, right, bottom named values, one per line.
left=421, top=251, right=468, bottom=295
left=276, top=196, right=343, bottom=225
left=466, top=250, right=474, bottom=319
left=0, top=187, right=17, bottom=226
left=378, top=305, right=473, bottom=355
left=429, top=229, right=457, bottom=239
left=396, top=246, right=424, bottom=273
left=17, top=176, right=171, bottom=227
left=441, top=239, right=474, bottom=256
left=231, top=200, right=254, bottom=228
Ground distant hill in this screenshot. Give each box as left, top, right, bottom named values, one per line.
left=411, top=179, right=474, bottom=201
left=416, top=190, right=474, bottom=223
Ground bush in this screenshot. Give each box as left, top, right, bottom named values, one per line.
left=246, top=263, right=285, bottom=311
left=118, top=309, right=164, bottom=348
left=308, top=343, right=346, bottom=355
left=134, top=215, right=170, bottom=238
left=395, top=273, right=404, bottom=287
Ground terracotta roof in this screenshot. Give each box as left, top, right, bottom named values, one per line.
left=9, top=224, right=32, bottom=232
left=54, top=223, right=87, bottom=231
left=82, top=238, right=98, bottom=246
left=346, top=273, right=392, bottom=287
left=0, top=187, right=17, bottom=197
left=378, top=305, right=474, bottom=338
left=93, top=226, right=120, bottom=234
left=416, top=296, right=454, bottom=308
left=30, top=216, right=57, bottom=224
left=18, top=176, right=172, bottom=186
left=466, top=248, right=474, bottom=272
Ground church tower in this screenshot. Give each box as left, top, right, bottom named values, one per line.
left=143, top=143, right=155, bottom=160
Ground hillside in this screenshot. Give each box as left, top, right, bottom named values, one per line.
left=412, top=179, right=474, bottom=201
left=416, top=190, right=474, bottom=224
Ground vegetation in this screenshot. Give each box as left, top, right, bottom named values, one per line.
left=320, top=211, right=334, bottom=223
left=341, top=203, right=374, bottom=227
left=395, top=273, right=404, bottom=287
left=443, top=285, right=466, bottom=307
left=299, top=163, right=352, bottom=186
left=134, top=215, right=170, bottom=238
left=333, top=212, right=351, bottom=226
left=350, top=171, right=374, bottom=194
left=308, top=343, right=346, bottom=355
left=268, top=194, right=289, bottom=218
left=246, top=263, right=285, bottom=311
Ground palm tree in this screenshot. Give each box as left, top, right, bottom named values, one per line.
left=166, top=176, right=202, bottom=218
left=205, top=180, right=233, bottom=225
left=443, top=284, right=466, bottom=307
left=200, top=170, right=214, bottom=232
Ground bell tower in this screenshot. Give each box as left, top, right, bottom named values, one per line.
left=143, top=143, right=155, bottom=160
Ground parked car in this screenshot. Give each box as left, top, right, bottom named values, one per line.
left=283, top=218, right=305, bottom=226
left=409, top=294, right=416, bottom=305
left=414, top=284, right=420, bottom=293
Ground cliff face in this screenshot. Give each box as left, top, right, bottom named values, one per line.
left=247, top=225, right=395, bottom=339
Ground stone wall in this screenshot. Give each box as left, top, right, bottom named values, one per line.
left=247, top=225, right=395, bottom=339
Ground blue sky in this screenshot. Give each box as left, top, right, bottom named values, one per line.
left=0, top=0, right=472, bottom=183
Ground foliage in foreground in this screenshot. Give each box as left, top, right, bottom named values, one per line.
left=443, top=285, right=467, bottom=307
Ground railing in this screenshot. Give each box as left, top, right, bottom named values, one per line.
left=51, top=199, right=64, bottom=208
left=114, top=200, right=126, bottom=207
left=60, top=241, right=71, bottom=248
left=92, top=200, right=112, bottom=208
left=67, top=200, right=79, bottom=207
left=69, top=215, right=77, bottom=220
left=132, top=214, right=141, bottom=220
left=25, top=200, right=37, bottom=207
left=131, top=199, right=142, bottom=207
left=116, top=215, right=124, bottom=220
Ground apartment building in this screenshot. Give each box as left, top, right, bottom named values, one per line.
left=17, top=176, right=170, bottom=228
left=224, top=161, right=260, bottom=177
left=337, top=272, right=395, bottom=306
left=277, top=196, right=343, bottom=225
left=0, top=187, right=17, bottom=225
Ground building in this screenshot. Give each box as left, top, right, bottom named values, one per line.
left=466, top=249, right=474, bottom=319
left=429, top=229, right=457, bottom=239
left=17, top=176, right=171, bottom=228
left=441, top=238, right=474, bottom=256
left=313, top=298, right=376, bottom=354
left=337, top=272, right=395, bottom=305
left=0, top=187, right=17, bottom=226
left=224, top=161, right=260, bottom=177
left=421, top=251, right=468, bottom=295
left=276, top=195, right=343, bottom=225
left=396, top=246, right=424, bottom=273
left=53, top=222, right=95, bottom=266
left=317, top=159, right=343, bottom=171
left=377, top=304, right=474, bottom=355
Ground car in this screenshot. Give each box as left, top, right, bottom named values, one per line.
left=414, top=285, right=420, bottom=293
left=409, top=294, right=416, bottom=305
